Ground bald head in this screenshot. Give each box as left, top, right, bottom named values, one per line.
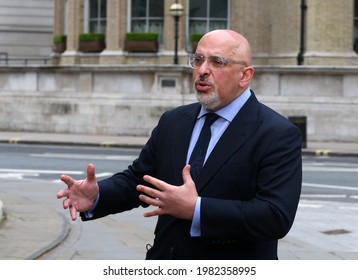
left=197, top=30, right=252, bottom=66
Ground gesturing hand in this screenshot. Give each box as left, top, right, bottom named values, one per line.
left=56, top=163, right=99, bottom=221
left=136, top=165, right=198, bottom=220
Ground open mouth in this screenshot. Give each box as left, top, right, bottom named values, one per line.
left=195, top=81, right=212, bottom=92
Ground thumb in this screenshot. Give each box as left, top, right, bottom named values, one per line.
left=86, top=163, right=96, bottom=182
left=182, top=164, right=194, bottom=185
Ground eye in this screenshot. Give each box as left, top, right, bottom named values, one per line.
left=209, top=56, right=225, bottom=68
left=194, top=55, right=204, bottom=64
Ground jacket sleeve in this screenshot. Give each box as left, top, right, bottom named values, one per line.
left=81, top=122, right=162, bottom=221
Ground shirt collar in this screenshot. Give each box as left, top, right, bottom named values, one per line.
left=197, top=87, right=252, bottom=122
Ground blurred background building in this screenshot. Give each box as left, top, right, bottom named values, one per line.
left=1, top=0, right=358, bottom=143
left=51, top=0, right=358, bottom=66
left=0, top=0, right=54, bottom=65
left=1, top=0, right=357, bottom=66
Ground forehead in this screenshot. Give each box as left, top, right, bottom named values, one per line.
left=196, top=33, right=239, bottom=57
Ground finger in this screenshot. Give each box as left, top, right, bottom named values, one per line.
left=138, top=193, right=163, bottom=207
left=137, top=184, right=162, bottom=199
left=143, top=208, right=162, bottom=218
left=182, top=164, right=194, bottom=184
left=60, top=174, right=75, bottom=188
left=143, top=175, right=167, bottom=191
left=62, top=198, right=71, bottom=209
left=69, top=205, right=77, bottom=221
left=86, top=163, right=96, bottom=182
left=57, top=188, right=70, bottom=199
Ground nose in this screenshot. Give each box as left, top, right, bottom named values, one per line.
left=196, top=59, right=211, bottom=76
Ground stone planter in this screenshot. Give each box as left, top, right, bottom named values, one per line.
left=79, top=41, right=106, bottom=53
left=52, top=35, right=67, bottom=54
left=53, top=42, right=66, bottom=53
left=125, top=41, right=158, bottom=52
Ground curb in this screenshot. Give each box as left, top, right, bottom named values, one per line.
left=0, top=199, right=3, bottom=223
left=2, top=139, right=357, bottom=158
left=0, top=139, right=146, bottom=149
left=302, top=149, right=358, bottom=158
left=27, top=212, right=71, bottom=260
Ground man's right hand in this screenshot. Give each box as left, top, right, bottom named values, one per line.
left=57, top=163, right=99, bottom=221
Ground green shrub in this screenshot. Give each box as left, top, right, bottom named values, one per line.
left=125, top=32, right=158, bottom=41
left=79, top=33, right=105, bottom=42
left=190, top=33, right=204, bottom=42
left=53, top=35, right=67, bottom=44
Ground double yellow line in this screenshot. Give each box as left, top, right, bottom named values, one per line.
left=315, top=149, right=331, bottom=156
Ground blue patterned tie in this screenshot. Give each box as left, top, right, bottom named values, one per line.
left=189, top=113, right=219, bottom=182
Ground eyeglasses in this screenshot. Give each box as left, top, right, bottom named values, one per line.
left=188, top=53, right=248, bottom=69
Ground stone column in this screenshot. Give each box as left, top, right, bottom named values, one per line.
left=53, top=0, right=65, bottom=35
left=305, top=0, right=358, bottom=65
left=100, top=0, right=127, bottom=64
left=231, top=0, right=272, bottom=65
left=65, top=0, right=83, bottom=52
left=268, top=0, right=301, bottom=65
left=105, top=0, right=123, bottom=51
left=60, top=0, right=83, bottom=64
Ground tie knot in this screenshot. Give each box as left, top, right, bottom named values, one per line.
left=203, top=113, right=219, bottom=127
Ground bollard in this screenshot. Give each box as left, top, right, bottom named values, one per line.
left=288, top=116, right=307, bottom=148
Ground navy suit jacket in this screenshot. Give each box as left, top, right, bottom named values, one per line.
left=83, top=92, right=302, bottom=260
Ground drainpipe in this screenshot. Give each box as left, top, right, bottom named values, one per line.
left=297, top=0, right=307, bottom=65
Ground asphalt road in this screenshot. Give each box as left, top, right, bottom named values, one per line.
left=1, top=143, right=357, bottom=203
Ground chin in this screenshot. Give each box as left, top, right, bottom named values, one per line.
left=197, top=92, right=221, bottom=111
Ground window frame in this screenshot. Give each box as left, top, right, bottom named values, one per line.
left=186, top=0, right=230, bottom=51
left=354, top=0, right=358, bottom=39
left=84, top=0, right=107, bottom=34
left=128, top=0, right=164, bottom=44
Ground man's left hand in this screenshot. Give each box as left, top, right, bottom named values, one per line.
left=136, top=165, right=198, bottom=220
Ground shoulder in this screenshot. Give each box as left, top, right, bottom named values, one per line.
left=259, top=102, right=296, bottom=131
left=159, top=102, right=200, bottom=122
left=247, top=93, right=301, bottom=139
left=246, top=93, right=295, bottom=128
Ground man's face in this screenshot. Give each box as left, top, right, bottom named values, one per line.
left=192, top=36, right=247, bottom=111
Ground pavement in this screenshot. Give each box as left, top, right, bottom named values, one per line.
left=0, top=131, right=358, bottom=260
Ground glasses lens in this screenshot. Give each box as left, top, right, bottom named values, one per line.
left=208, top=56, right=225, bottom=68
left=188, top=55, right=194, bottom=68
left=188, top=54, right=229, bottom=69
left=188, top=54, right=201, bottom=68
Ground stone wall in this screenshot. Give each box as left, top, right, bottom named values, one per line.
left=252, top=66, right=358, bottom=142
left=0, top=65, right=357, bottom=142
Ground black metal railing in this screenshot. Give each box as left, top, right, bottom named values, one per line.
left=0, top=52, right=49, bottom=66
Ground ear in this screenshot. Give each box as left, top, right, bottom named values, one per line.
left=239, top=66, right=254, bottom=88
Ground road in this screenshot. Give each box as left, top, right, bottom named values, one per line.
left=0, top=143, right=358, bottom=259
left=0, top=143, right=138, bottom=182
left=1, top=143, right=357, bottom=202
left=302, top=155, right=358, bottom=203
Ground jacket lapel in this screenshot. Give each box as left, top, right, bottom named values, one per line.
left=171, top=104, right=201, bottom=183
left=196, top=94, right=262, bottom=192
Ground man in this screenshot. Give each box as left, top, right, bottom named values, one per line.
left=57, top=29, right=302, bottom=260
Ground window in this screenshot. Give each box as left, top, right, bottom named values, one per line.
left=189, top=0, right=228, bottom=35
left=130, top=0, right=164, bottom=42
left=355, top=0, right=358, bottom=39
left=86, top=0, right=106, bottom=33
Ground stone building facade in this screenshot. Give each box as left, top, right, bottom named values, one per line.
left=1, top=0, right=358, bottom=142
left=0, top=0, right=54, bottom=63
left=53, top=0, right=358, bottom=66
